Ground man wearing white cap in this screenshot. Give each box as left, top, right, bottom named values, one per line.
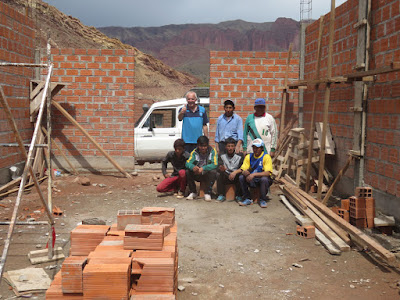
left=243, top=98, right=277, bottom=157
left=238, top=138, right=273, bottom=208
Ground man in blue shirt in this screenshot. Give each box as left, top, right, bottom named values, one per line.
left=178, top=91, right=209, bottom=153
left=215, top=100, right=243, bottom=154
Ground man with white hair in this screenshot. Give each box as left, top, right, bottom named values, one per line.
left=178, top=91, right=209, bottom=153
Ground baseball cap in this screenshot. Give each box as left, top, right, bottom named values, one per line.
left=254, top=98, right=266, bottom=106
left=252, top=138, right=264, bottom=148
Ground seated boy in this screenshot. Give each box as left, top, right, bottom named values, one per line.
left=216, top=137, right=243, bottom=202
left=238, top=138, right=273, bottom=208
left=156, top=139, right=189, bottom=198
left=185, top=136, right=218, bottom=201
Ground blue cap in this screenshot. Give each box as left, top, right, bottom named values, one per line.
left=254, top=98, right=266, bottom=106
left=252, top=138, right=264, bottom=148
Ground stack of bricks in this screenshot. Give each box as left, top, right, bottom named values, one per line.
left=336, top=198, right=350, bottom=222
left=349, top=187, right=375, bottom=229
left=46, top=207, right=178, bottom=299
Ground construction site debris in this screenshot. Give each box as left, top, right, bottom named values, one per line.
left=82, top=218, right=106, bottom=225
left=28, top=247, right=65, bottom=265
left=4, top=268, right=51, bottom=293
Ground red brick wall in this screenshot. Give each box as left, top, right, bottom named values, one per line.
left=303, top=0, right=400, bottom=200
left=49, top=48, right=135, bottom=161
left=0, top=2, right=35, bottom=169
left=209, top=51, right=299, bottom=144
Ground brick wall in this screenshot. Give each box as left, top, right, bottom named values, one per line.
left=209, top=51, right=299, bottom=145
left=49, top=48, right=135, bottom=171
left=0, top=2, right=35, bottom=171
left=303, top=0, right=400, bottom=215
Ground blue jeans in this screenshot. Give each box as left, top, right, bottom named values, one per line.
left=239, top=175, right=272, bottom=202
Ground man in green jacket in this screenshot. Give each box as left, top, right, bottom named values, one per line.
left=186, top=136, right=218, bottom=201
left=243, top=98, right=278, bottom=157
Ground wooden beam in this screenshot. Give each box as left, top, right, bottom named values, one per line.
left=283, top=179, right=397, bottom=264
left=322, top=155, right=354, bottom=205
left=279, top=43, right=293, bottom=140
left=305, top=16, right=325, bottom=193
left=51, top=100, right=132, bottom=178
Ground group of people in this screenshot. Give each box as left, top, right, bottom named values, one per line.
left=156, top=91, right=277, bottom=208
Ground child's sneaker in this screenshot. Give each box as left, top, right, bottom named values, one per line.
left=176, top=191, right=184, bottom=199
left=204, top=194, right=212, bottom=202
left=259, top=200, right=267, bottom=208
left=239, top=198, right=253, bottom=206
left=235, top=196, right=243, bottom=202
left=186, top=193, right=197, bottom=200
left=216, top=195, right=226, bottom=202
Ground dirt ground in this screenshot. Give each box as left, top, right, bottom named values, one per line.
left=0, top=169, right=400, bottom=299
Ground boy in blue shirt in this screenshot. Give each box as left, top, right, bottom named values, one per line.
left=238, top=138, right=273, bottom=208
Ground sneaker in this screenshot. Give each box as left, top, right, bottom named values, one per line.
left=204, top=194, right=212, bottom=202
left=239, top=198, right=253, bottom=206
left=176, top=191, right=184, bottom=199
left=186, top=193, right=197, bottom=200
left=235, top=196, right=243, bottom=202
left=259, top=200, right=267, bottom=208
left=216, top=195, right=226, bottom=202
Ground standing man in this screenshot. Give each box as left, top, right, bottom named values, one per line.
left=243, top=98, right=278, bottom=157
left=178, top=91, right=209, bottom=153
left=215, top=99, right=243, bottom=154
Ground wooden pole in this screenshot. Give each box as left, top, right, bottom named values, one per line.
left=279, top=43, right=293, bottom=139
left=322, top=155, right=354, bottom=205
left=41, top=126, right=79, bottom=175
left=305, top=16, right=325, bottom=193
left=51, top=100, right=132, bottom=178
left=317, top=0, right=336, bottom=201
left=0, top=64, right=54, bottom=280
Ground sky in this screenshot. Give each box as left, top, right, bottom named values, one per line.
left=45, top=0, right=347, bottom=28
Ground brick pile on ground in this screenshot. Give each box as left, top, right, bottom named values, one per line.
left=46, top=207, right=178, bottom=300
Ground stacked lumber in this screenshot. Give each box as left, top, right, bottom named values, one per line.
left=61, top=256, right=87, bottom=294
left=280, top=179, right=396, bottom=264
left=70, top=225, right=110, bottom=256
left=46, top=207, right=178, bottom=300
left=124, top=225, right=165, bottom=251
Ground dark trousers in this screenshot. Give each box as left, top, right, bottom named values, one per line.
left=217, top=172, right=241, bottom=196
left=239, top=175, right=272, bottom=202
left=185, top=143, right=197, bottom=154
left=186, top=169, right=217, bottom=194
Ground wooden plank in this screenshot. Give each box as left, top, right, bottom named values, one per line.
left=322, top=155, right=354, bottom=205
left=297, top=156, right=319, bottom=166
left=52, top=100, right=132, bottom=178
left=281, top=185, right=349, bottom=251
left=315, top=122, right=335, bottom=155
left=0, top=177, right=21, bottom=194
left=295, top=215, right=314, bottom=227
left=284, top=179, right=397, bottom=264
left=279, top=43, right=293, bottom=140
left=305, top=16, right=325, bottom=193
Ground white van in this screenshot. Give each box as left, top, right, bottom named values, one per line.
left=134, top=97, right=210, bottom=165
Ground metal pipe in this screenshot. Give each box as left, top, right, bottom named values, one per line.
left=0, top=62, right=48, bottom=68
left=0, top=64, right=54, bottom=280
left=0, top=221, right=49, bottom=225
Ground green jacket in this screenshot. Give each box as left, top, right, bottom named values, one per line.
left=186, top=146, right=218, bottom=172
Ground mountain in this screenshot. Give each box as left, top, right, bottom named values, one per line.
left=99, top=18, right=300, bottom=82
left=3, top=0, right=199, bottom=100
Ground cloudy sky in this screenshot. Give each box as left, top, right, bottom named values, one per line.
left=45, top=0, right=347, bottom=27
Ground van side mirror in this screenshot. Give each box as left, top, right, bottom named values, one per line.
left=148, top=117, right=156, bottom=131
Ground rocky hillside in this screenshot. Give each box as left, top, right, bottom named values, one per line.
left=99, top=18, right=300, bottom=82
left=4, top=0, right=199, bottom=100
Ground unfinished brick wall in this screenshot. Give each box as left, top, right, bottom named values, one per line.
left=49, top=48, right=135, bottom=170
left=303, top=0, right=400, bottom=211
left=0, top=2, right=35, bottom=171
left=209, top=51, right=299, bottom=144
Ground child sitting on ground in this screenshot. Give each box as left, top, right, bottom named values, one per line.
left=185, top=136, right=218, bottom=202
left=238, top=138, right=273, bottom=208
left=216, top=137, right=243, bottom=202
left=156, top=139, right=189, bottom=198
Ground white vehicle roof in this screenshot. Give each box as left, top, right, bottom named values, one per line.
left=150, top=97, right=209, bottom=108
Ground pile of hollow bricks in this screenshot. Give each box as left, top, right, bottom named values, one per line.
left=334, top=187, right=375, bottom=229
left=46, top=207, right=178, bottom=300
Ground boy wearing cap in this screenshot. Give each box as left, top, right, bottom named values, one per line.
left=215, top=100, right=243, bottom=154
left=243, top=98, right=277, bottom=157
left=238, top=138, right=273, bottom=208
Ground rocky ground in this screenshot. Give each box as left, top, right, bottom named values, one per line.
left=0, top=169, right=399, bottom=299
